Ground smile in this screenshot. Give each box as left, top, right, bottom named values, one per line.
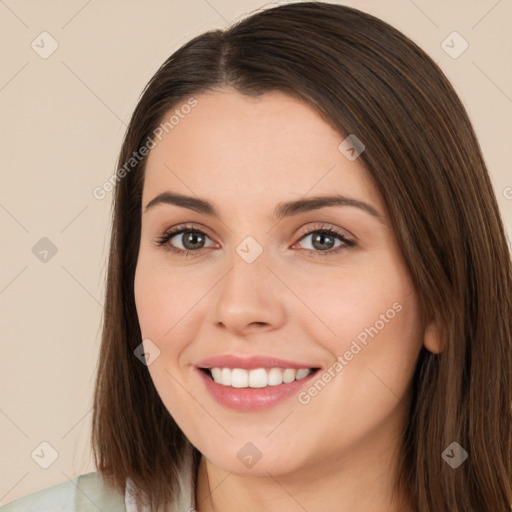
left=195, top=354, right=321, bottom=411
left=204, top=367, right=314, bottom=388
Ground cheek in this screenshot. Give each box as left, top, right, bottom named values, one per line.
left=306, top=247, right=419, bottom=345
left=330, top=277, right=417, bottom=350
left=298, top=255, right=422, bottom=393
left=134, top=256, right=203, bottom=341
left=286, top=266, right=422, bottom=454
left=134, top=258, right=203, bottom=424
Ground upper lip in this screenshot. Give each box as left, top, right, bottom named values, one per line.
left=196, top=354, right=320, bottom=370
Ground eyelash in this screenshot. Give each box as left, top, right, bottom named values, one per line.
left=153, top=223, right=355, bottom=259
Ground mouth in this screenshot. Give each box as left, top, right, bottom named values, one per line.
left=199, top=366, right=320, bottom=388
left=194, top=354, right=322, bottom=411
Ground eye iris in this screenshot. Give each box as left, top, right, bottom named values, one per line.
left=182, top=231, right=205, bottom=250
left=167, top=229, right=344, bottom=252
left=312, top=232, right=335, bottom=251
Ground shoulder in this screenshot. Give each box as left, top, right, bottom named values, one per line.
left=1, top=471, right=126, bottom=512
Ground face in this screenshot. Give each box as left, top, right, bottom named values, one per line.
left=134, top=88, right=425, bottom=478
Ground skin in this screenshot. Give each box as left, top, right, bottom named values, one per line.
left=134, top=88, right=441, bottom=512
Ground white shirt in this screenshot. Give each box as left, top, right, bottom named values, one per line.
left=1, top=445, right=196, bottom=512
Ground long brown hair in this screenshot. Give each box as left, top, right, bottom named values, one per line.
left=91, top=2, right=512, bottom=510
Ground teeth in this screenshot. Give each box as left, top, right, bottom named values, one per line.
left=211, top=368, right=222, bottom=382
left=221, top=368, right=231, bottom=386
left=231, top=368, right=248, bottom=388
left=248, top=368, right=267, bottom=388
left=268, top=368, right=283, bottom=386
left=282, top=369, right=296, bottom=383
left=295, top=368, right=311, bottom=380
left=208, top=367, right=314, bottom=388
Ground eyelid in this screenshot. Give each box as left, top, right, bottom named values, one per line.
left=157, top=221, right=353, bottom=241
left=295, top=222, right=354, bottom=242
left=154, top=221, right=355, bottom=256
left=154, top=222, right=218, bottom=248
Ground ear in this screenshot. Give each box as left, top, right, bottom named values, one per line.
left=423, top=321, right=445, bottom=354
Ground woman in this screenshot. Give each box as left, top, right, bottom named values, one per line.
left=3, top=2, right=511, bottom=511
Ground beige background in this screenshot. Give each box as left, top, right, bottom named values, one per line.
left=1, top=0, right=511, bottom=504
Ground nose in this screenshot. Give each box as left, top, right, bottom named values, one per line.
left=209, top=252, right=287, bottom=337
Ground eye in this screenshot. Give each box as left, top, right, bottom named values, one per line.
left=293, top=224, right=355, bottom=256
left=153, top=224, right=216, bottom=258
left=153, top=222, right=355, bottom=258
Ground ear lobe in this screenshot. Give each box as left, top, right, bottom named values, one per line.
left=423, top=321, right=445, bottom=354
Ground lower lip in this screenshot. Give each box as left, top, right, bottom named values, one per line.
left=196, top=368, right=318, bottom=412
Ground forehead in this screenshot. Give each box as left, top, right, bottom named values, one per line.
left=142, top=88, right=384, bottom=216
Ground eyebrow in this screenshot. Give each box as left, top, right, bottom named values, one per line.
left=144, top=191, right=384, bottom=222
